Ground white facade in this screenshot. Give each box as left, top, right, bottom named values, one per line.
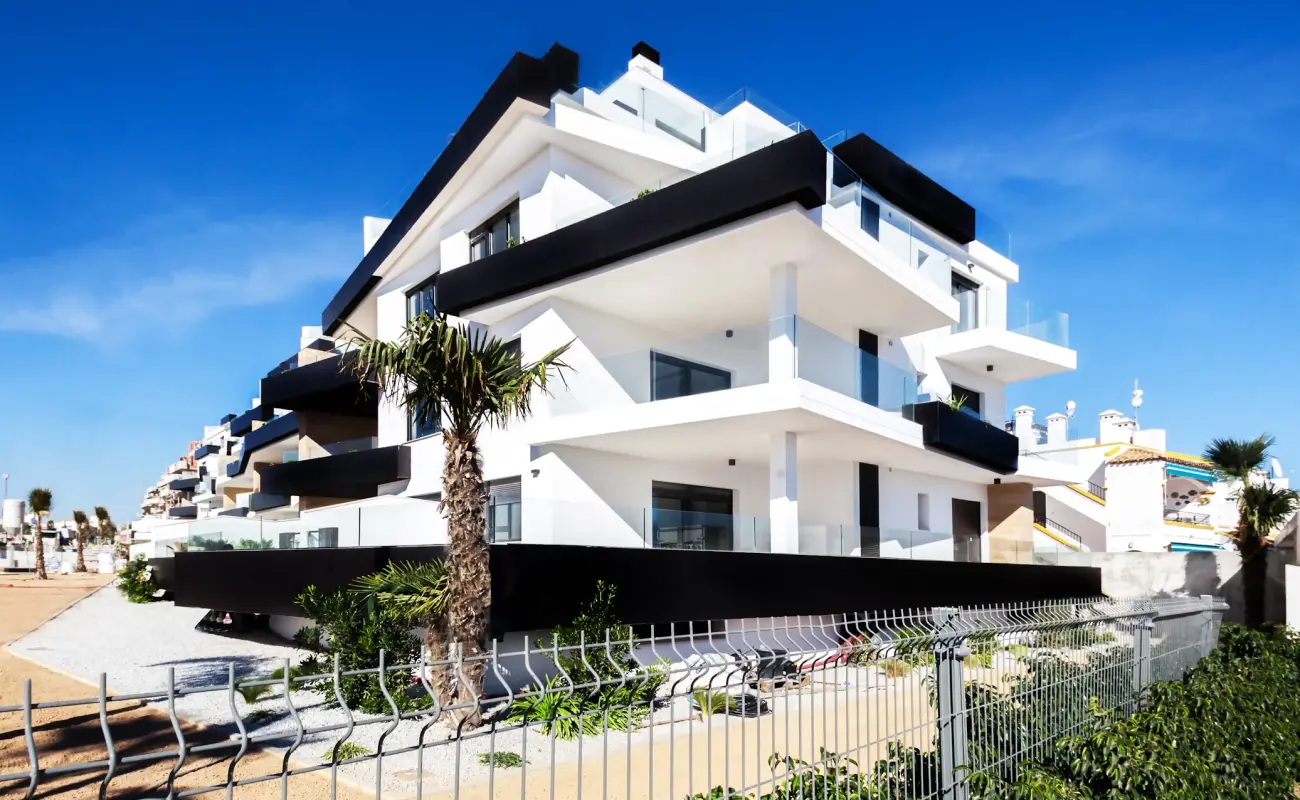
left=316, top=45, right=1080, bottom=562
left=1023, top=402, right=1289, bottom=553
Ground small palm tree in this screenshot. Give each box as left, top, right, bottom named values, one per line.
left=72, top=510, right=88, bottom=572
left=352, top=560, right=452, bottom=703
left=349, top=313, right=569, bottom=721
left=28, top=488, right=52, bottom=580
left=94, top=506, right=112, bottom=546
left=1204, top=435, right=1299, bottom=626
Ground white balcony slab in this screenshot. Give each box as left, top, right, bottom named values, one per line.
left=929, top=327, right=1077, bottom=383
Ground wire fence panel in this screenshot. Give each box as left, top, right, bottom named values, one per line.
left=0, top=595, right=1225, bottom=799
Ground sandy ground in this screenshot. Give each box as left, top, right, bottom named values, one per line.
left=0, top=572, right=375, bottom=799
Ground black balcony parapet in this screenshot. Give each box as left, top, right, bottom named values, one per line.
left=259, top=353, right=377, bottom=417
left=438, top=129, right=829, bottom=315
left=218, top=507, right=250, bottom=518
left=912, top=401, right=1020, bottom=474
left=261, top=445, right=410, bottom=500
left=227, top=413, right=299, bottom=478
left=167, top=505, right=198, bottom=519
left=832, top=133, right=976, bottom=246
left=249, top=492, right=291, bottom=513
left=322, top=43, right=580, bottom=335
left=229, top=405, right=274, bottom=438
left=192, top=443, right=219, bottom=459
left=167, top=477, right=200, bottom=492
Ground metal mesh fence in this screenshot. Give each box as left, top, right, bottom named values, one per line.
left=0, top=595, right=1224, bottom=799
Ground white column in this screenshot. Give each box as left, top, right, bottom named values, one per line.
left=769, top=263, right=797, bottom=383
left=770, top=432, right=800, bottom=554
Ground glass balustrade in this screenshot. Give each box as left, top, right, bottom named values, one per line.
left=1007, top=302, right=1070, bottom=347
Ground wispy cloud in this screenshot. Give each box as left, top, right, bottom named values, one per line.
left=0, top=211, right=355, bottom=343
left=919, top=51, right=1300, bottom=247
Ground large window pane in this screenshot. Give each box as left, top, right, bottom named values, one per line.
left=651, top=353, right=731, bottom=401
left=652, top=481, right=734, bottom=551
left=951, top=273, right=980, bottom=333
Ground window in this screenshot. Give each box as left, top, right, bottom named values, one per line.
left=485, top=478, right=521, bottom=543
left=951, top=272, right=980, bottom=333
left=469, top=201, right=520, bottom=262
left=651, top=353, right=731, bottom=401
left=651, top=482, right=734, bottom=551
left=950, top=383, right=982, bottom=418
left=860, top=197, right=880, bottom=240
left=407, top=277, right=436, bottom=321
left=408, top=400, right=441, bottom=441
left=917, top=493, right=931, bottom=531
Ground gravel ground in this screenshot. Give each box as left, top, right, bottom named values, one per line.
left=9, top=588, right=903, bottom=799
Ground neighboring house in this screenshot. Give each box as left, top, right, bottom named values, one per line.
left=1019, top=404, right=1289, bottom=553
left=203, top=41, right=1079, bottom=564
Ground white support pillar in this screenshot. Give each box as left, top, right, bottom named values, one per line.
left=770, top=432, right=800, bottom=554
left=769, top=263, right=797, bottom=383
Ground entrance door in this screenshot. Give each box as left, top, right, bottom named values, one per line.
left=952, top=498, right=982, bottom=562
left=652, top=482, right=734, bottom=551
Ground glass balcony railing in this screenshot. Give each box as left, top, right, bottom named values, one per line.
left=975, top=210, right=1011, bottom=259
left=548, top=316, right=919, bottom=419
left=1007, top=302, right=1070, bottom=348
left=825, top=154, right=955, bottom=295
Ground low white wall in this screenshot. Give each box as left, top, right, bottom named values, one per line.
left=1287, top=565, right=1300, bottom=631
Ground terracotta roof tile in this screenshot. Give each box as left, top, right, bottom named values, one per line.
left=1107, top=447, right=1216, bottom=470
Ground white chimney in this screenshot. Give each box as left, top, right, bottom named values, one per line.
left=363, top=216, right=392, bottom=255
left=1046, top=412, right=1069, bottom=445
left=299, top=325, right=323, bottom=350
left=1014, top=405, right=1037, bottom=446
left=1098, top=409, right=1127, bottom=443
left=628, top=41, right=663, bottom=80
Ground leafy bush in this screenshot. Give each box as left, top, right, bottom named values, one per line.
left=505, top=582, right=666, bottom=739
left=236, top=665, right=300, bottom=704
left=189, top=535, right=232, bottom=551
left=321, top=740, right=369, bottom=762
left=116, top=556, right=156, bottom=603
left=293, top=584, right=430, bottom=715
left=236, top=538, right=272, bottom=550
left=478, top=750, right=524, bottom=768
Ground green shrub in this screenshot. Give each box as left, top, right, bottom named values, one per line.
left=236, top=665, right=301, bottom=704
left=321, top=740, right=369, bottom=761
left=116, top=556, right=157, bottom=603
left=292, top=584, right=430, bottom=715
left=236, top=538, right=272, bottom=550
left=478, top=751, right=525, bottom=768
left=505, top=582, right=665, bottom=739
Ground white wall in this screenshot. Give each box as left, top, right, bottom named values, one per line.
left=880, top=466, right=986, bottom=561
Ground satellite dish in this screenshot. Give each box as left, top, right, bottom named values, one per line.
left=1272, top=457, right=1284, bottom=478
left=1065, top=400, right=1076, bottom=418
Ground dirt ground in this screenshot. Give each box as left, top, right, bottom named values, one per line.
left=0, top=571, right=375, bottom=799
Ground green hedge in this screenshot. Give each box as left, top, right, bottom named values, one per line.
left=999, top=624, right=1300, bottom=798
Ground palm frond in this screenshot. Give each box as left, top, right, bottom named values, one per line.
left=94, top=506, right=111, bottom=524
left=27, top=488, right=51, bottom=515
left=1236, top=482, right=1300, bottom=546
left=351, top=560, right=449, bottom=622
left=72, top=510, right=88, bottom=525
left=345, top=314, right=571, bottom=440
left=1204, top=434, right=1275, bottom=483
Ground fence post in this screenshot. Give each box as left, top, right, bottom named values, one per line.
left=1132, top=611, right=1154, bottom=701
left=933, top=606, right=971, bottom=800
left=1199, top=594, right=1215, bottom=657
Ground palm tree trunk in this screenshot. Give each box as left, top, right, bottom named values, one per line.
left=1240, top=538, right=1268, bottom=628
left=423, top=615, right=455, bottom=707
left=442, top=430, right=489, bottom=729
left=33, top=516, right=46, bottom=580
left=75, top=524, right=87, bottom=572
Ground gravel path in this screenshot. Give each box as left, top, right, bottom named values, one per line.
left=9, top=588, right=899, bottom=799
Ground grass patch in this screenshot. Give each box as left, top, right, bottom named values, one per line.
left=478, top=751, right=525, bottom=769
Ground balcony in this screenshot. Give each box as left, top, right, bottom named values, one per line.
left=259, top=351, right=377, bottom=417
left=167, top=505, right=198, bottom=519
left=167, top=476, right=200, bottom=492
left=260, top=444, right=411, bottom=500
left=226, top=413, right=299, bottom=478
left=229, top=406, right=273, bottom=438
left=1166, top=509, right=1212, bottom=528
left=249, top=492, right=291, bottom=513
left=911, top=401, right=1020, bottom=474
left=192, top=443, right=220, bottom=459
left=928, top=302, right=1075, bottom=383
left=218, top=507, right=249, bottom=518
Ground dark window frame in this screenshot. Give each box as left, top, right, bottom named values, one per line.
left=407, top=399, right=441, bottom=441
left=650, top=352, right=732, bottom=401
left=651, top=481, right=735, bottom=551
left=406, top=276, right=437, bottom=321
left=951, top=271, right=980, bottom=333
left=468, top=200, right=521, bottom=262
left=950, top=382, right=983, bottom=417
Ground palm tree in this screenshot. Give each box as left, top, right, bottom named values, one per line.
left=94, top=506, right=112, bottom=546
left=1204, top=435, right=1299, bottom=626
left=71, top=510, right=88, bottom=572
left=28, top=488, right=52, bottom=580
left=349, top=313, right=569, bottom=719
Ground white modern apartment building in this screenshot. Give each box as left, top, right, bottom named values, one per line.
left=1020, top=402, right=1290, bottom=553
left=173, top=41, right=1072, bottom=566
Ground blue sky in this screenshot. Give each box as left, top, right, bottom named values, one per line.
left=2, top=1, right=1298, bottom=522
